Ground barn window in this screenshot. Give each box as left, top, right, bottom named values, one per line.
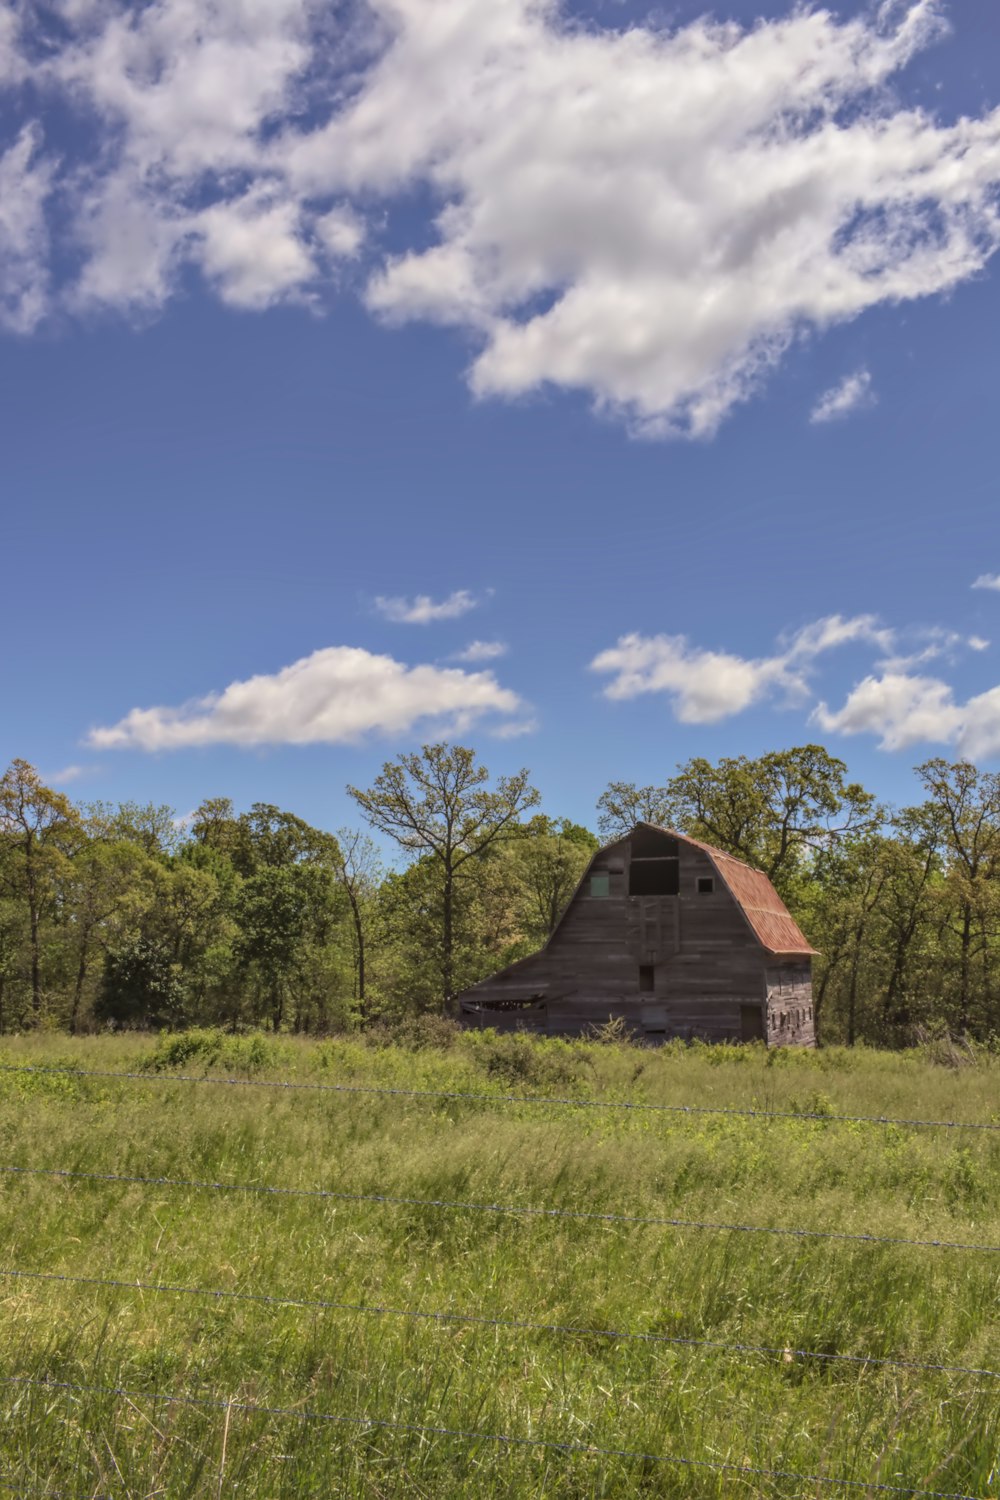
left=638, top=965, right=655, bottom=992
left=696, top=876, right=714, bottom=894
left=590, top=871, right=610, bottom=898
left=629, top=858, right=679, bottom=896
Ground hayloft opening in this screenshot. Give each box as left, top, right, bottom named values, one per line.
left=638, top=964, right=655, bottom=992
left=631, top=827, right=678, bottom=859
left=629, top=858, right=679, bottom=896
left=697, top=876, right=715, bottom=894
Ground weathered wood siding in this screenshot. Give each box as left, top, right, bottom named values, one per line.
left=765, top=966, right=816, bottom=1047
left=458, top=828, right=815, bottom=1046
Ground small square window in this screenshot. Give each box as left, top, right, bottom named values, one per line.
left=639, top=964, right=655, bottom=992
left=696, top=876, right=714, bottom=894
left=590, top=871, right=610, bottom=898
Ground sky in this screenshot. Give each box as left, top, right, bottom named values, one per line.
left=2, top=0, right=1000, bottom=840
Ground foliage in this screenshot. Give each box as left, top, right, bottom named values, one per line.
left=4, top=743, right=1000, bottom=1044
left=349, top=743, right=540, bottom=1009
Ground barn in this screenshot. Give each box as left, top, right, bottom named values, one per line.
left=457, top=823, right=817, bottom=1046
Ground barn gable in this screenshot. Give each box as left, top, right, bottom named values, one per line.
left=457, top=824, right=816, bottom=1046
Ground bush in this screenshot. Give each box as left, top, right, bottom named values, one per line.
left=143, top=1026, right=277, bottom=1076
left=363, top=1014, right=460, bottom=1052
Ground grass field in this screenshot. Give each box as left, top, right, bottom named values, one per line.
left=0, top=1026, right=998, bottom=1498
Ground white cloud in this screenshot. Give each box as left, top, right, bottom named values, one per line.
left=87, top=644, right=523, bottom=750
left=0, top=127, right=53, bottom=333
left=451, top=640, right=507, bottom=663
left=316, top=205, right=366, bottom=261
left=810, top=369, right=876, bottom=425
left=591, top=633, right=800, bottom=723
left=6, top=1, right=1000, bottom=431
left=194, top=190, right=316, bottom=310
left=45, top=763, right=99, bottom=786
left=591, top=614, right=889, bottom=723
left=375, top=590, right=479, bottom=624
left=972, top=574, right=1000, bottom=591
left=814, top=674, right=1000, bottom=759
left=491, top=717, right=538, bottom=739
left=969, top=636, right=990, bottom=651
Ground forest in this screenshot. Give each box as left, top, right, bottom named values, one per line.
left=1, top=743, right=999, bottom=1046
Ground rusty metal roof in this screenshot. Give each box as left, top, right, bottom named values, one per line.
left=681, top=833, right=818, bottom=955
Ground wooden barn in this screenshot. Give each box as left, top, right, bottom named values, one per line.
left=458, top=824, right=817, bottom=1046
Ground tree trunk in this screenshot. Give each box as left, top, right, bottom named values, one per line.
left=25, top=856, right=41, bottom=1020
left=959, top=904, right=972, bottom=1032
left=442, top=864, right=454, bottom=1014
left=346, top=885, right=366, bottom=1020
left=70, top=934, right=90, bottom=1035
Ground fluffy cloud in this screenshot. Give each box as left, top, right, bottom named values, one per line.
left=810, top=369, right=876, bottom=425
left=592, top=614, right=1000, bottom=747
left=591, top=614, right=889, bottom=723
left=45, top=763, right=99, bottom=786
left=972, top=574, right=1000, bottom=591
left=374, top=590, right=479, bottom=624
left=87, top=644, right=523, bottom=750
left=814, top=675, right=1000, bottom=759
left=451, top=640, right=507, bottom=663
left=0, top=127, right=53, bottom=333
left=6, top=2, right=1000, bottom=431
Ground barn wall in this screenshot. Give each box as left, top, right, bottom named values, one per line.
left=765, top=966, right=816, bottom=1048
left=458, top=832, right=815, bottom=1046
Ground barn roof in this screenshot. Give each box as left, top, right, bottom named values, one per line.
left=641, top=825, right=818, bottom=956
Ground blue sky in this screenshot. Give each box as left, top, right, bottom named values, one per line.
left=2, top=0, right=1000, bottom=838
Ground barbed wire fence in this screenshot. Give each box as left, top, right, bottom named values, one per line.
left=0, top=1375, right=987, bottom=1500
left=2, top=1061, right=998, bottom=1132
left=1, top=1266, right=996, bottom=1382
left=1, top=1063, right=997, bottom=1497
left=2, top=1161, right=998, bottom=1253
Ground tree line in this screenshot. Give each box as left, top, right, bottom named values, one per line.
left=1, top=744, right=999, bottom=1045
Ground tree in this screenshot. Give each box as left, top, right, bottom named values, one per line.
left=349, top=744, right=539, bottom=1010
left=915, top=759, right=1000, bottom=1034
left=509, top=815, right=598, bottom=945
left=596, top=783, right=674, bottom=841
left=334, top=829, right=383, bottom=1018
left=60, top=836, right=160, bottom=1033
left=96, top=935, right=185, bottom=1030
left=600, top=746, right=877, bottom=902
left=0, top=760, right=82, bottom=1019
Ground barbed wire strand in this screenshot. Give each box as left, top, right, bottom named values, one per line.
left=2, top=1266, right=996, bottom=1382
left=1, top=1162, right=997, bottom=1253
left=2, top=1062, right=997, bottom=1134
left=0, top=1374, right=982, bottom=1499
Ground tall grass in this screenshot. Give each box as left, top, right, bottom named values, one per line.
left=0, top=1030, right=997, bottom=1497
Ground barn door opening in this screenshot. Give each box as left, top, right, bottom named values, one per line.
left=740, top=1004, right=764, bottom=1042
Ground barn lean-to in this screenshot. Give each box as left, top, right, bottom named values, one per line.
left=457, top=824, right=817, bottom=1046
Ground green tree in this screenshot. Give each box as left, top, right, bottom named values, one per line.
left=0, top=760, right=82, bottom=1020
left=600, top=746, right=877, bottom=902
left=334, top=828, right=383, bottom=1019
left=96, top=935, right=185, bottom=1030
left=509, top=815, right=598, bottom=946
left=349, top=744, right=539, bottom=1010
left=596, top=783, right=674, bottom=841
left=61, top=835, right=160, bottom=1033
left=915, top=759, right=1000, bottom=1034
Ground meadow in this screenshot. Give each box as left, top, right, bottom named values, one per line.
left=0, top=1027, right=998, bottom=1498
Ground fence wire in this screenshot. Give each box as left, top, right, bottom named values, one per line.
left=2, top=1265, right=996, bottom=1382
left=1, top=1162, right=996, bottom=1253
left=1, top=1062, right=997, bottom=1133
left=0, top=1374, right=983, bottom=1499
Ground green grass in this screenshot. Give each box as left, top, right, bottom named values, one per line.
left=0, top=1029, right=998, bottom=1498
